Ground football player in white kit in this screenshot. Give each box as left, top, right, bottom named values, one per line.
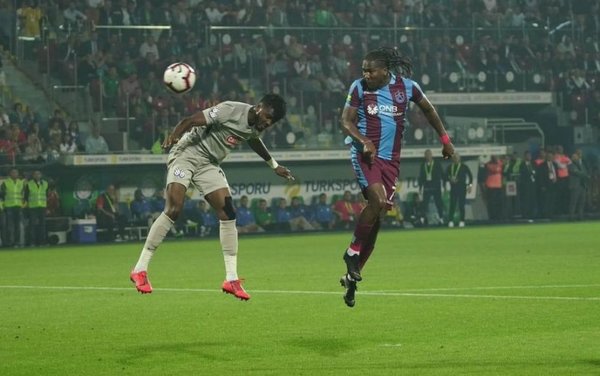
left=130, top=94, right=294, bottom=300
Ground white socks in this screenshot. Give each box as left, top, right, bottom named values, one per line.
left=133, top=212, right=174, bottom=272
left=220, top=219, right=239, bottom=281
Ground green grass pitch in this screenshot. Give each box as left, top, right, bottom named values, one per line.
left=1, top=223, right=599, bottom=375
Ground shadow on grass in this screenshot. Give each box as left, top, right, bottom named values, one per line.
left=118, top=341, right=232, bottom=364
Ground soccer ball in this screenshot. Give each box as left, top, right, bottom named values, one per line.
left=163, top=62, right=196, bottom=94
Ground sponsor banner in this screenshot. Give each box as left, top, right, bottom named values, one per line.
left=68, top=145, right=507, bottom=165
left=428, top=92, right=552, bottom=105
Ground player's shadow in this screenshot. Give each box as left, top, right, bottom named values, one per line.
left=286, top=337, right=354, bottom=358
left=119, top=341, right=232, bottom=364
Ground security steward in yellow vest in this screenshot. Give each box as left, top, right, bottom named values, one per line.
left=0, top=168, right=25, bottom=247
left=24, top=170, right=48, bottom=246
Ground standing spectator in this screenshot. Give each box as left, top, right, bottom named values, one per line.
left=518, top=151, right=537, bottom=219
left=95, top=184, right=127, bottom=242
left=445, top=153, right=473, bottom=227
left=130, top=188, right=153, bottom=226
left=46, top=179, right=61, bottom=217
left=17, top=0, right=43, bottom=38
left=554, top=145, right=571, bottom=214
left=85, top=123, right=110, bottom=153
left=312, top=193, right=335, bottom=229
left=537, top=151, right=558, bottom=219
left=24, top=170, right=48, bottom=246
left=139, top=35, right=159, bottom=60
left=418, top=149, right=445, bottom=225
left=568, top=152, right=589, bottom=221
left=0, top=168, right=25, bottom=247
left=484, top=155, right=504, bottom=221
left=23, top=132, right=45, bottom=163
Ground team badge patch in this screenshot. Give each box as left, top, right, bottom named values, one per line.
left=394, top=91, right=406, bottom=103
left=366, top=104, right=378, bottom=115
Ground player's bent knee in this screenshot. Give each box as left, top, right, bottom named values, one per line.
left=164, top=206, right=182, bottom=221
left=223, top=197, right=236, bottom=220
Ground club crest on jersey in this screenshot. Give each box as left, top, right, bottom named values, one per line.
left=173, top=168, right=186, bottom=178
left=208, top=107, right=219, bottom=119
left=394, top=91, right=406, bottom=103
left=226, top=135, right=241, bottom=146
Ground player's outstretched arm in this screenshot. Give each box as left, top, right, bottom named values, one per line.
left=247, top=137, right=295, bottom=181
left=341, top=106, right=376, bottom=163
left=416, top=97, right=455, bottom=159
left=162, top=111, right=207, bottom=150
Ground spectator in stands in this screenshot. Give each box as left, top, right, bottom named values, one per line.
left=0, top=105, right=10, bottom=127
left=288, top=196, right=314, bottom=231
left=23, top=132, right=45, bottom=163
left=66, top=121, right=83, bottom=151
left=63, top=1, right=88, bottom=30
left=139, top=35, right=159, bottom=60
left=236, top=195, right=264, bottom=233
left=254, top=198, right=275, bottom=231
left=0, top=128, right=18, bottom=164
left=17, top=0, right=43, bottom=38
left=9, top=103, right=27, bottom=126
left=95, top=184, right=127, bottom=242
left=273, top=198, right=292, bottom=232
left=85, top=123, right=109, bottom=154
left=24, top=170, right=48, bottom=246
left=312, top=193, right=335, bottom=230
left=0, top=168, right=24, bottom=247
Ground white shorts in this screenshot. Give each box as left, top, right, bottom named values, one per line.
left=166, top=150, right=229, bottom=196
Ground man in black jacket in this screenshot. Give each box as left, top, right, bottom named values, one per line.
left=445, top=153, right=472, bottom=227
left=519, top=151, right=537, bottom=219
left=418, top=149, right=445, bottom=225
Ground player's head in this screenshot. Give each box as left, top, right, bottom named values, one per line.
left=362, top=47, right=413, bottom=90
left=253, top=93, right=287, bottom=131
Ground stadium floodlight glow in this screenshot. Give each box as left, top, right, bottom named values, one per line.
left=421, top=74, right=430, bottom=85
left=449, top=72, right=459, bottom=83
left=400, top=35, right=408, bottom=43
left=477, top=71, right=487, bottom=82
left=506, top=71, right=515, bottom=83
left=414, top=128, right=424, bottom=141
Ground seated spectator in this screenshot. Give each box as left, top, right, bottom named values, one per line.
left=95, top=184, right=127, bottom=242
left=254, top=198, right=275, bottom=231
left=22, top=133, right=45, bottom=163
left=197, top=200, right=218, bottom=237
left=59, top=134, right=77, bottom=154
left=312, top=193, right=335, bottom=230
left=236, top=195, right=264, bottom=233
left=333, top=190, right=358, bottom=229
left=66, top=121, right=83, bottom=151
left=0, top=128, right=19, bottom=164
left=288, top=196, right=314, bottom=231
left=85, top=123, right=109, bottom=154
left=130, top=188, right=153, bottom=226
left=273, top=198, right=292, bottom=232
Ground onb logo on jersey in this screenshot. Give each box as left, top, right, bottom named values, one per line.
left=366, top=103, right=399, bottom=116
left=208, top=107, right=219, bottom=119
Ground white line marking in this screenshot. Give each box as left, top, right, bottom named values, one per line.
left=371, top=284, right=600, bottom=293
left=0, top=285, right=599, bottom=301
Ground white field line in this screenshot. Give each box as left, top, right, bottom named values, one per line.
left=0, top=284, right=599, bottom=301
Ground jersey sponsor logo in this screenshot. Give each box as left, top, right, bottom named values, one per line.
left=366, top=103, right=402, bottom=116
left=208, top=107, right=219, bottom=119
left=173, top=168, right=186, bottom=179
left=225, top=135, right=242, bottom=146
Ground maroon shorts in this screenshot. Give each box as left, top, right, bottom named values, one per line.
left=350, top=150, right=399, bottom=205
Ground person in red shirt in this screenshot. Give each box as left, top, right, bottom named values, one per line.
left=484, top=155, right=503, bottom=220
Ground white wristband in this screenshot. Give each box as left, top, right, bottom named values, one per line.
left=266, top=158, right=279, bottom=169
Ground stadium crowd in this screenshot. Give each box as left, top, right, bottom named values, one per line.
left=0, top=0, right=597, bottom=153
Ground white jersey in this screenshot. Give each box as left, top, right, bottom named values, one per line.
left=170, top=101, right=259, bottom=165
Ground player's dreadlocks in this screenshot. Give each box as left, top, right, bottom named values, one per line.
left=260, top=93, right=287, bottom=123
left=365, top=47, right=413, bottom=77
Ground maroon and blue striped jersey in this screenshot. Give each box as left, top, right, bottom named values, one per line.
left=344, top=74, right=424, bottom=162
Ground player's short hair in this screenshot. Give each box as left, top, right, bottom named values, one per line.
left=365, top=47, right=413, bottom=77
left=259, top=93, right=287, bottom=123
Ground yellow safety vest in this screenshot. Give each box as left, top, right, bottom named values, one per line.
left=27, top=180, right=48, bottom=208
left=4, top=179, right=24, bottom=208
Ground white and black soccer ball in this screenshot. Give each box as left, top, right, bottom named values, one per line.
left=163, top=62, right=196, bottom=94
